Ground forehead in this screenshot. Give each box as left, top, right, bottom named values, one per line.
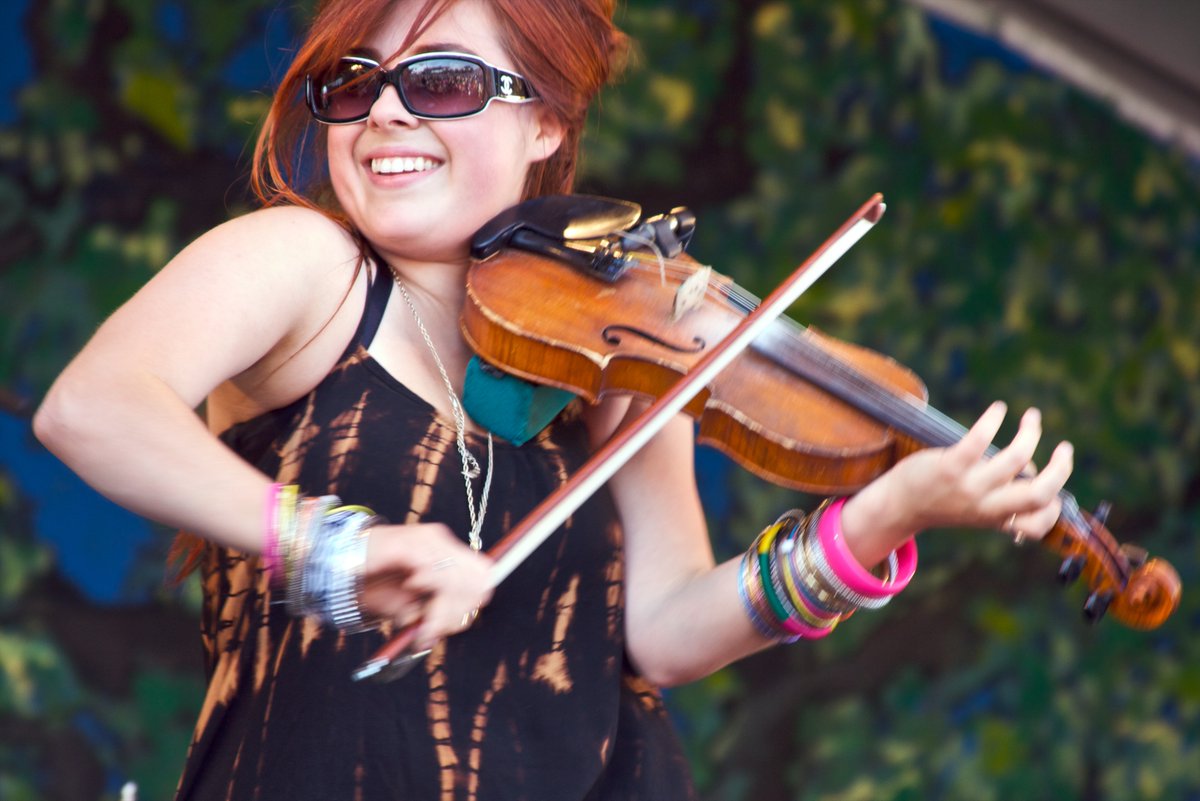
left=367, top=0, right=510, bottom=65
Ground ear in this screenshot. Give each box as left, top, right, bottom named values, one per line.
left=526, top=107, right=567, bottom=163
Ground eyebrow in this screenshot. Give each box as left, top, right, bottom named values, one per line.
left=411, top=41, right=481, bottom=57
left=355, top=41, right=484, bottom=63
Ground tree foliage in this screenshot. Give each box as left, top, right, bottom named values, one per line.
left=1, top=1, right=1197, bottom=799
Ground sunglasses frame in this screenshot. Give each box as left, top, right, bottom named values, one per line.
left=305, top=51, right=537, bottom=124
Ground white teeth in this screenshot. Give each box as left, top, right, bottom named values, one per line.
left=371, top=156, right=437, bottom=174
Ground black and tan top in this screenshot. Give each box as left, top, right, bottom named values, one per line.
left=175, top=270, right=695, bottom=801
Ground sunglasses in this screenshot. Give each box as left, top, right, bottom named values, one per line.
left=306, top=51, right=537, bottom=124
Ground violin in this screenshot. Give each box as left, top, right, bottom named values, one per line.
left=461, top=193, right=1181, bottom=631
left=352, top=194, right=1180, bottom=683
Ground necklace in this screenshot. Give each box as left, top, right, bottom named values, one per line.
left=391, top=272, right=493, bottom=551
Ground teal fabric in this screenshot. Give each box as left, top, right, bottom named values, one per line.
left=463, top=356, right=575, bottom=446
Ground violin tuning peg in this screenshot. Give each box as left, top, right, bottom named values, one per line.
left=1092, top=501, right=1113, bottom=527
left=1058, top=555, right=1085, bottom=585
left=1083, top=591, right=1113, bottom=624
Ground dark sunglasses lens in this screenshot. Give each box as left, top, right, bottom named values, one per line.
left=401, top=58, right=487, bottom=117
left=315, top=60, right=381, bottom=121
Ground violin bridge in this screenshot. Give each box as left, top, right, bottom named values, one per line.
left=672, top=265, right=712, bottom=321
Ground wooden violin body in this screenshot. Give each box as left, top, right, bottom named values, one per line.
left=462, top=202, right=1181, bottom=630
left=465, top=249, right=926, bottom=492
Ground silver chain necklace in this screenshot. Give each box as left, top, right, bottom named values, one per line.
left=390, top=272, right=493, bottom=551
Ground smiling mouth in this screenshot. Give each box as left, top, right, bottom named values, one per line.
left=370, top=157, right=439, bottom=175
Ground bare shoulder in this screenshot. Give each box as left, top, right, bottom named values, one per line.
left=185, top=207, right=374, bottom=422
left=157, top=205, right=367, bottom=346
left=183, top=205, right=360, bottom=278
left=99, top=205, right=375, bottom=424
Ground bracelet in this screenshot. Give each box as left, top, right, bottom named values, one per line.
left=265, top=487, right=382, bottom=634
left=775, top=514, right=843, bottom=626
left=817, top=497, right=917, bottom=597
left=300, top=505, right=379, bottom=633
left=759, top=526, right=837, bottom=637
left=262, top=482, right=283, bottom=578
left=801, top=510, right=893, bottom=611
left=738, top=500, right=921, bottom=646
left=738, top=549, right=800, bottom=643
left=274, top=484, right=301, bottom=590
left=739, top=519, right=834, bottom=642
left=776, top=545, right=843, bottom=628
left=286, top=495, right=337, bottom=616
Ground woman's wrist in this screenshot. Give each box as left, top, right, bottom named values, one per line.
left=839, top=477, right=920, bottom=570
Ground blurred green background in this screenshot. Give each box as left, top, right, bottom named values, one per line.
left=1, top=1, right=1197, bottom=799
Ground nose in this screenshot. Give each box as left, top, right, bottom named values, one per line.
left=367, top=82, right=419, bottom=128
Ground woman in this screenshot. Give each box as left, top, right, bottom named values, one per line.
left=33, top=0, right=1073, bottom=798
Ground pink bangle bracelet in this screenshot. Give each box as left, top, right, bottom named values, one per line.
left=817, top=497, right=917, bottom=598
left=778, top=608, right=836, bottom=639
left=262, top=482, right=283, bottom=578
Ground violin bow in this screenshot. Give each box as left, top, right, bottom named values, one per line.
left=352, top=194, right=887, bottom=682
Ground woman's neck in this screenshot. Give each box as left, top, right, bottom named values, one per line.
left=376, top=250, right=472, bottom=318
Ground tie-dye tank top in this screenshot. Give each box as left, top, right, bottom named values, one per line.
left=174, top=269, right=695, bottom=801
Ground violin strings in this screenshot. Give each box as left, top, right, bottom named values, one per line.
left=623, top=257, right=760, bottom=308
left=622, top=255, right=971, bottom=443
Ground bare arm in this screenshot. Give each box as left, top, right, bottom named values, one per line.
left=33, top=206, right=368, bottom=551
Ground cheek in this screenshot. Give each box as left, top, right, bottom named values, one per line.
left=325, top=129, right=359, bottom=191
left=451, top=127, right=535, bottom=200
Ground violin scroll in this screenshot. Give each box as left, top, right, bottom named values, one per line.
left=1108, top=558, right=1181, bottom=630
left=1044, top=502, right=1181, bottom=630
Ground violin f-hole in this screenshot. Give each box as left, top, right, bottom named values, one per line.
left=601, top=324, right=706, bottom=354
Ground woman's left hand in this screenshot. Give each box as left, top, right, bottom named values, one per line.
left=842, top=401, right=1074, bottom=565
left=893, top=401, right=1074, bottom=536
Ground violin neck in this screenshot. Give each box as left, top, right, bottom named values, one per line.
left=755, top=317, right=1089, bottom=523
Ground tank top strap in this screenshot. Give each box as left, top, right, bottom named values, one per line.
left=356, top=258, right=393, bottom=350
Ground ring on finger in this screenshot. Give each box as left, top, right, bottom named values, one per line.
left=1004, top=513, right=1026, bottom=546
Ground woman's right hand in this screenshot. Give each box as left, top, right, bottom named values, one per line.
left=359, top=523, right=494, bottom=650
